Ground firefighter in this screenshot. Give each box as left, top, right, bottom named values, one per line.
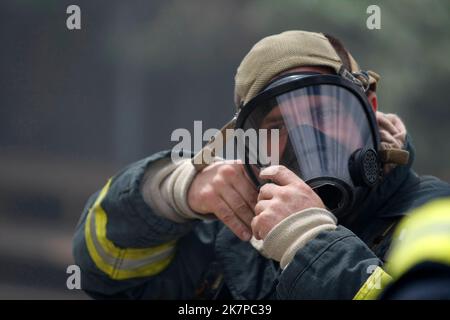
left=73, top=30, right=450, bottom=299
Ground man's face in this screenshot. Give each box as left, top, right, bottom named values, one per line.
left=257, top=66, right=366, bottom=160
left=242, top=65, right=377, bottom=189
left=259, top=94, right=364, bottom=159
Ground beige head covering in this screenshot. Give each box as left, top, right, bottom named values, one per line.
left=234, top=30, right=379, bottom=108
left=193, top=31, right=382, bottom=171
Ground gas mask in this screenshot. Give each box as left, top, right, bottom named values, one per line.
left=234, top=72, right=382, bottom=218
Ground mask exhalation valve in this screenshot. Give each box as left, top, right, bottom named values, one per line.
left=349, top=148, right=380, bottom=187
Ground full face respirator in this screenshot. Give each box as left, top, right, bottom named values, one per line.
left=233, top=71, right=382, bottom=217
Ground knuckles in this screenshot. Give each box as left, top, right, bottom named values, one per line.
left=250, top=215, right=259, bottom=230
left=198, top=187, right=215, bottom=202
left=254, top=202, right=264, bottom=215
left=211, top=175, right=226, bottom=188
left=266, top=198, right=283, bottom=212
left=211, top=164, right=240, bottom=188
left=277, top=187, right=292, bottom=201
left=251, top=211, right=281, bottom=240
left=217, top=163, right=238, bottom=177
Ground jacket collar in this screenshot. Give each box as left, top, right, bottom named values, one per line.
left=343, top=135, right=416, bottom=229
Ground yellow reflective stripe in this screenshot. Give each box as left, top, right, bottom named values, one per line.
left=353, top=267, right=392, bottom=300
left=387, top=198, right=450, bottom=279
left=388, top=233, right=450, bottom=279
left=85, top=179, right=176, bottom=280
left=392, top=198, right=450, bottom=238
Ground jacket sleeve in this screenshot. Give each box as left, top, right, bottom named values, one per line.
left=72, top=150, right=220, bottom=299
left=275, top=226, right=392, bottom=300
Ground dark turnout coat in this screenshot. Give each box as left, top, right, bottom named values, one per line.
left=73, top=138, right=450, bottom=299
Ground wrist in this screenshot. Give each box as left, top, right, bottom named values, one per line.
left=260, top=207, right=337, bottom=269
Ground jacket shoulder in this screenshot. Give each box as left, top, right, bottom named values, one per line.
left=381, top=171, right=450, bottom=219
left=401, top=173, right=450, bottom=214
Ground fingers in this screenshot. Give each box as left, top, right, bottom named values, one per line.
left=255, top=199, right=270, bottom=215
left=219, top=185, right=254, bottom=227
left=229, top=165, right=259, bottom=211
left=215, top=161, right=257, bottom=223
left=253, top=198, right=284, bottom=239
left=250, top=210, right=280, bottom=240
left=257, top=183, right=278, bottom=202
left=379, top=129, right=399, bottom=145
left=384, top=113, right=406, bottom=133
left=377, top=112, right=407, bottom=139
left=215, top=198, right=251, bottom=241
left=208, top=160, right=258, bottom=241
left=190, top=160, right=309, bottom=242
left=259, top=165, right=303, bottom=186
left=251, top=217, right=263, bottom=240
left=376, top=112, right=400, bottom=135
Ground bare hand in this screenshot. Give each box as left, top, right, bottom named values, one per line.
left=252, top=165, right=325, bottom=240
left=187, top=160, right=258, bottom=241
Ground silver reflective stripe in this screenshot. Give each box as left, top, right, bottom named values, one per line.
left=89, top=207, right=175, bottom=270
